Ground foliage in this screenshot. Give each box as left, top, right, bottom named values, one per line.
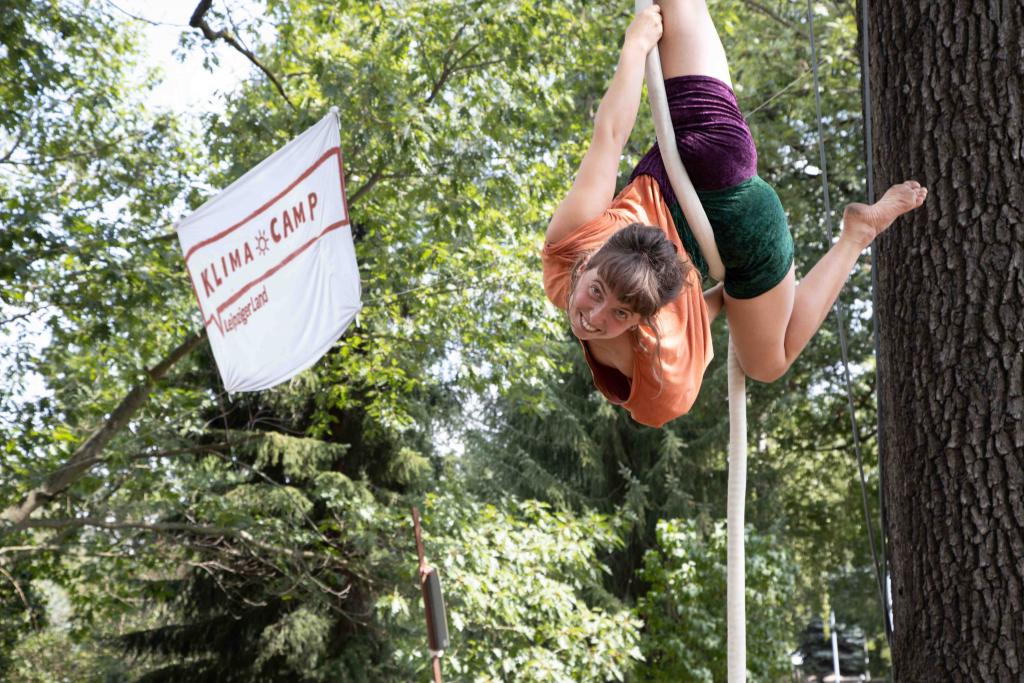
left=636, top=519, right=798, bottom=682
left=385, top=491, right=643, bottom=682
left=7, top=628, right=130, bottom=683
left=1, top=0, right=895, bottom=679
left=102, top=425, right=419, bottom=682
left=464, top=0, right=892, bottom=668
left=102, top=476, right=640, bottom=682
left=1, top=578, right=132, bottom=681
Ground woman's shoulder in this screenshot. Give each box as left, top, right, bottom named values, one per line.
left=543, top=177, right=655, bottom=253
left=617, top=174, right=668, bottom=214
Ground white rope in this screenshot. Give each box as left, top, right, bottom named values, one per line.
left=635, top=20, right=726, bottom=281
left=633, top=2, right=748, bottom=680
left=725, top=337, right=747, bottom=682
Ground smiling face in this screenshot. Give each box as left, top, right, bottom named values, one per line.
left=567, top=267, right=642, bottom=341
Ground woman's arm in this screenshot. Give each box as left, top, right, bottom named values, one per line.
left=545, top=6, right=663, bottom=244
left=703, top=282, right=724, bottom=322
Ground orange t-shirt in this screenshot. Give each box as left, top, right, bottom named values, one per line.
left=541, top=175, right=713, bottom=427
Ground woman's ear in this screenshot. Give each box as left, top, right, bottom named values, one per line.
left=573, top=254, right=591, bottom=278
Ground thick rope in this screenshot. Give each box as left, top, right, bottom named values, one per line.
left=635, top=14, right=726, bottom=282
left=725, top=337, right=747, bottom=681
left=633, top=2, right=747, bottom=680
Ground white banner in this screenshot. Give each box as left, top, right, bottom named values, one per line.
left=176, top=110, right=361, bottom=392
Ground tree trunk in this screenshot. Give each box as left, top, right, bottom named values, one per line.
left=867, top=1, right=1024, bottom=679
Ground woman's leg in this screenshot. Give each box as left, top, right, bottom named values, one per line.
left=726, top=181, right=929, bottom=383
left=655, top=0, right=732, bottom=87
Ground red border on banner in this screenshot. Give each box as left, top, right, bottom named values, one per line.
left=215, top=219, right=347, bottom=317
left=182, top=144, right=353, bottom=337
left=183, top=147, right=345, bottom=263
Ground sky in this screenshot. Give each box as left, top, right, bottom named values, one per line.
left=108, top=0, right=264, bottom=115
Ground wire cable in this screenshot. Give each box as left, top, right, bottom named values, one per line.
left=805, top=0, right=891, bottom=649
left=858, top=0, right=895, bottom=648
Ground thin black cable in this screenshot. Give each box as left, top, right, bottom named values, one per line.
left=859, top=0, right=895, bottom=648
left=805, top=0, right=890, bottom=645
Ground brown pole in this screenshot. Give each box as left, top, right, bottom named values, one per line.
left=412, top=507, right=427, bottom=571
left=412, top=507, right=443, bottom=683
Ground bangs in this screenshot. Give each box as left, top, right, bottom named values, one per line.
left=594, top=251, right=661, bottom=319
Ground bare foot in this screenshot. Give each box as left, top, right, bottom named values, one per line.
left=842, top=181, right=928, bottom=249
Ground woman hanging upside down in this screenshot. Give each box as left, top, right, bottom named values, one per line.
left=542, top=0, right=927, bottom=427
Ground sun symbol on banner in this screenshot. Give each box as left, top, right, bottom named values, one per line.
left=255, top=230, right=270, bottom=256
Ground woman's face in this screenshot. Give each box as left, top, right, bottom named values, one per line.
left=568, top=268, right=642, bottom=341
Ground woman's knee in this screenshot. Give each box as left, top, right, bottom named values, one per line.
left=740, top=356, right=790, bottom=384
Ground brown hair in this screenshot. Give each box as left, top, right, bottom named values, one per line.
left=568, top=224, right=691, bottom=382
left=588, top=223, right=689, bottom=316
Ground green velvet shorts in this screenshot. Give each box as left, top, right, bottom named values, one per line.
left=668, top=176, right=794, bottom=300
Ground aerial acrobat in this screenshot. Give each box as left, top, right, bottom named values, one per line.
left=541, top=0, right=927, bottom=427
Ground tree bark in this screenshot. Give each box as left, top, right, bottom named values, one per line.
left=867, top=1, right=1024, bottom=679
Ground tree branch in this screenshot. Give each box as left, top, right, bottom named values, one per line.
left=348, top=165, right=387, bottom=206
left=448, top=58, right=505, bottom=80
left=0, top=128, right=26, bottom=164
left=23, top=516, right=325, bottom=561
left=0, top=135, right=133, bottom=167
left=106, top=1, right=190, bottom=27
left=26, top=517, right=243, bottom=535
left=426, top=23, right=471, bottom=104
left=0, top=545, right=62, bottom=555
left=352, top=21, right=495, bottom=204
left=1, top=329, right=208, bottom=530
left=77, top=441, right=247, bottom=475
left=0, top=544, right=147, bottom=560
left=0, top=304, right=52, bottom=328
left=139, top=231, right=183, bottom=245
left=0, top=564, right=35, bottom=626
left=741, top=0, right=795, bottom=29
left=745, top=63, right=816, bottom=119
left=188, top=0, right=296, bottom=110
